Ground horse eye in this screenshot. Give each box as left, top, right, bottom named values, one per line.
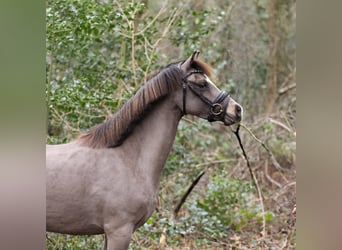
left=198, top=80, right=208, bottom=88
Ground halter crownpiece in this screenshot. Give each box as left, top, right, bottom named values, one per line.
left=178, top=63, right=230, bottom=122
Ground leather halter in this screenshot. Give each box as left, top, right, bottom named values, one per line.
left=179, top=64, right=230, bottom=122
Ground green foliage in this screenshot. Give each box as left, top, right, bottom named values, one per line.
left=131, top=172, right=274, bottom=248
left=261, top=120, right=296, bottom=167
left=197, top=174, right=267, bottom=230
left=170, top=9, right=224, bottom=52
left=46, top=233, right=103, bottom=250
left=269, top=137, right=295, bottom=167
left=46, top=0, right=169, bottom=143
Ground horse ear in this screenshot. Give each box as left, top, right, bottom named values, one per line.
left=180, top=50, right=200, bottom=72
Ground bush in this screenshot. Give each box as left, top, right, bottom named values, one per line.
left=197, top=175, right=263, bottom=230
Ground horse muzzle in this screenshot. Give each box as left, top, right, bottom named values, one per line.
left=208, top=97, right=242, bottom=126
left=222, top=99, right=243, bottom=126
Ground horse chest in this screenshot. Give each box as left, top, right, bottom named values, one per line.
left=132, top=195, right=157, bottom=229
left=127, top=186, right=157, bottom=220
left=100, top=175, right=157, bottom=223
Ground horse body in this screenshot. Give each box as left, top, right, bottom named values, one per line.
left=46, top=51, right=243, bottom=249
left=47, top=97, right=182, bottom=247
left=47, top=141, right=159, bottom=235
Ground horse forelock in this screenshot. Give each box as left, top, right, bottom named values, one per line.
left=78, top=64, right=182, bottom=148
left=192, top=59, right=213, bottom=78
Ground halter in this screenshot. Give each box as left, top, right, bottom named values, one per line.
left=179, top=64, right=231, bottom=122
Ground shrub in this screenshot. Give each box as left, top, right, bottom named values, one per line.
left=196, top=174, right=271, bottom=231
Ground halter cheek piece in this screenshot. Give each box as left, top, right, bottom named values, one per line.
left=179, top=64, right=230, bottom=122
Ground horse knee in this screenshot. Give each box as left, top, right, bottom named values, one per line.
left=104, top=224, right=133, bottom=250
left=102, top=234, right=107, bottom=250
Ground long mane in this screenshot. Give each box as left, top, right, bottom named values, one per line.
left=78, top=64, right=182, bottom=148
left=78, top=59, right=212, bottom=148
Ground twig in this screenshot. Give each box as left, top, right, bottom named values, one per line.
left=264, top=159, right=282, bottom=188
left=46, top=233, right=54, bottom=244
left=194, top=159, right=235, bottom=169
left=272, top=181, right=296, bottom=200
left=114, top=0, right=139, bottom=86
left=152, top=8, right=180, bottom=49
left=135, top=4, right=167, bottom=36
left=268, top=117, right=293, bottom=134
left=278, top=82, right=296, bottom=95
left=239, top=123, right=287, bottom=172
left=50, top=107, right=78, bottom=133
left=130, top=3, right=140, bottom=88
left=143, top=7, right=180, bottom=82
left=278, top=66, right=296, bottom=95
left=182, top=117, right=198, bottom=126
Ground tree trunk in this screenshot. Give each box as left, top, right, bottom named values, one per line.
left=265, top=0, right=279, bottom=114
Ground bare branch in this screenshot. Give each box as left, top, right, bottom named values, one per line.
left=239, top=123, right=288, bottom=172
left=264, top=159, right=282, bottom=188
left=268, top=117, right=293, bottom=134
left=278, top=82, right=296, bottom=95
left=135, top=4, right=168, bottom=36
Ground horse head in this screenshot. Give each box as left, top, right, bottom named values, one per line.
left=176, top=50, right=243, bottom=126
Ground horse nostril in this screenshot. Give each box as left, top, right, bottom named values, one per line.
left=236, top=105, right=241, bottom=115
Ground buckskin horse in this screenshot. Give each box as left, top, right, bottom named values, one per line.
left=46, top=51, right=243, bottom=249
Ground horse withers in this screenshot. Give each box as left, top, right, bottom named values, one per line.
left=46, top=51, right=243, bottom=249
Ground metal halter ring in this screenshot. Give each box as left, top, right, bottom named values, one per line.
left=210, top=103, right=224, bottom=116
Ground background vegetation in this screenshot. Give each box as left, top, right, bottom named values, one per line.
left=46, top=0, right=296, bottom=249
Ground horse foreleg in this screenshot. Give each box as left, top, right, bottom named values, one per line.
left=102, top=234, right=107, bottom=250
left=104, top=223, right=134, bottom=250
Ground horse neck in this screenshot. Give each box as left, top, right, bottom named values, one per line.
left=120, top=95, right=182, bottom=190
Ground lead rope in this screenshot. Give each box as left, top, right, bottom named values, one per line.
left=232, top=124, right=261, bottom=198
left=232, top=124, right=266, bottom=240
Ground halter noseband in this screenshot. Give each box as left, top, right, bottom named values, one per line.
left=179, top=64, right=230, bottom=122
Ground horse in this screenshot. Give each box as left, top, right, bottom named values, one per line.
left=46, top=50, right=243, bottom=250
